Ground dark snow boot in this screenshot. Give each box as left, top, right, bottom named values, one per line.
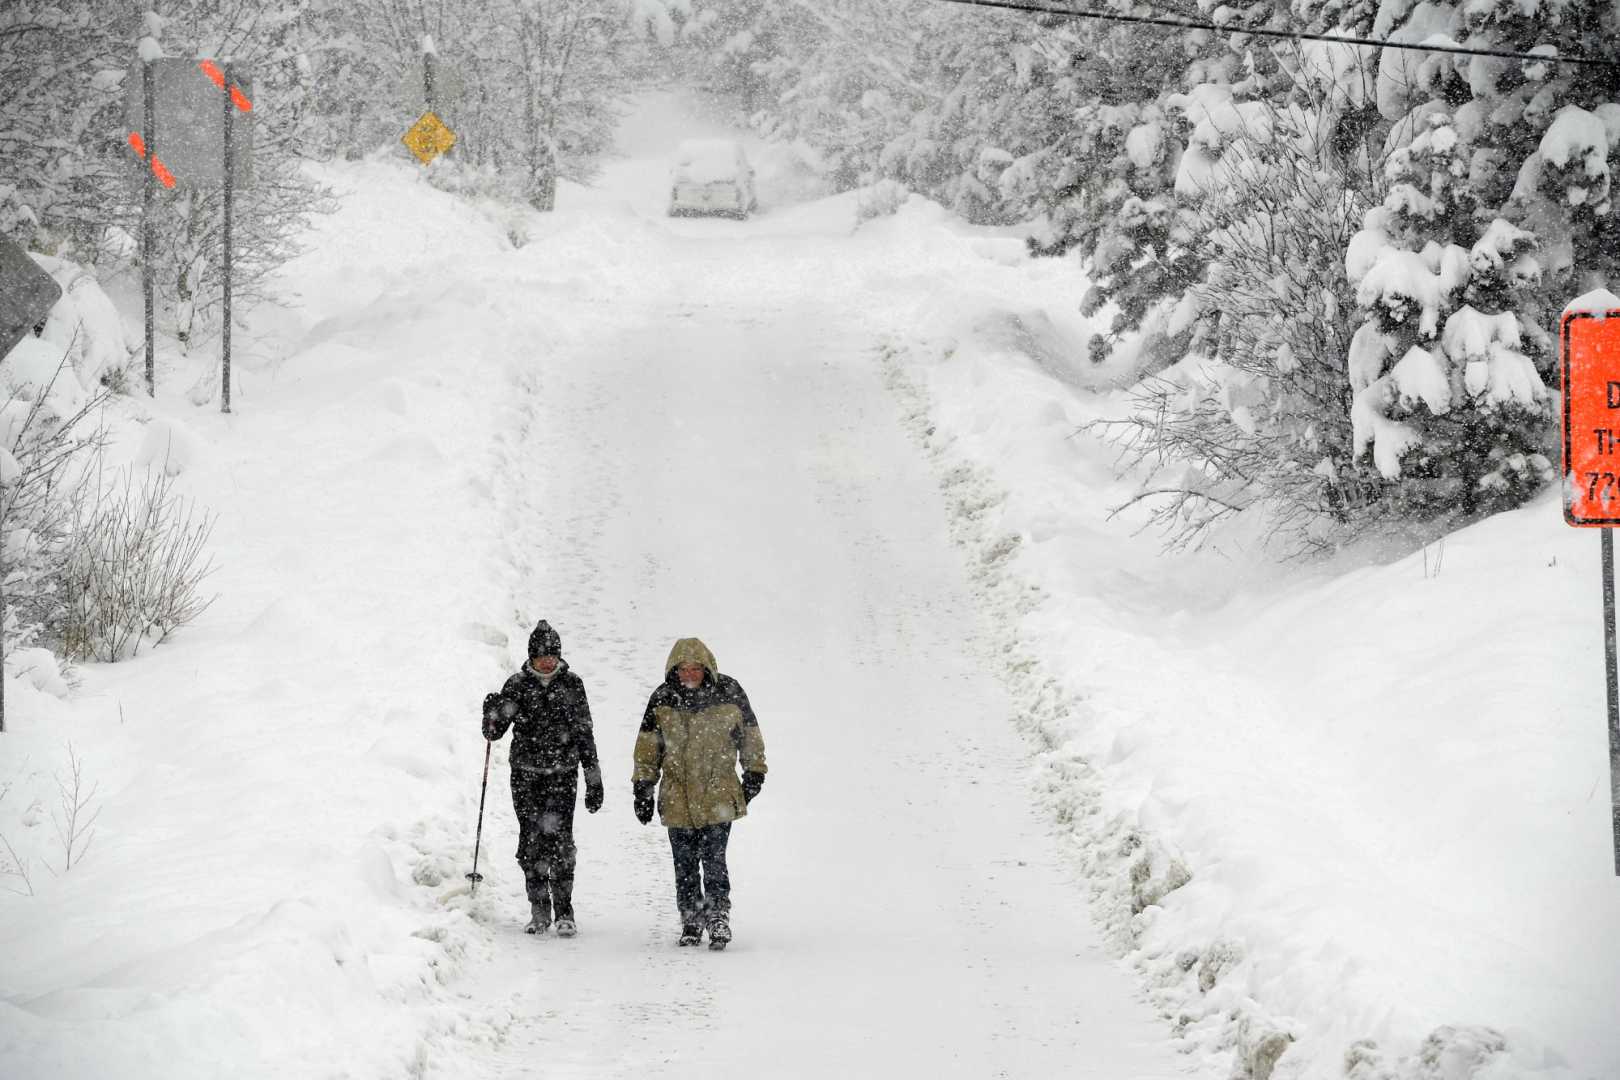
left=525, top=899, right=551, bottom=935
left=707, top=912, right=731, bottom=951
left=678, top=922, right=703, bottom=947
left=554, top=916, right=577, bottom=938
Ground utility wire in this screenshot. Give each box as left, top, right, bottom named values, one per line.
left=932, top=0, right=1620, bottom=68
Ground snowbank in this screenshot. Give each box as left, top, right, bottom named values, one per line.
left=29, top=253, right=133, bottom=390
left=882, top=291, right=1620, bottom=1080
left=0, top=158, right=592, bottom=1080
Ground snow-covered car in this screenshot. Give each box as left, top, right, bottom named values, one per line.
left=668, top=139, right=757, bottom=219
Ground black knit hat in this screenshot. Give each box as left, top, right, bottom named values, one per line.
left=528, top=620, right=562, bottom=659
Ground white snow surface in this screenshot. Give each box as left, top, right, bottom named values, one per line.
left=29, top=252, right=134, bottom=391
left=1, top=93, right=1617, bottom=1080
left=1355, top=248, right=1445, bottom=336
left=1126, top=121, right=1165, bottom=169
left=1540, top=106, right=1610, bottom=171
left=669, top=137, right=747, bottom=185
left=1538, top=106, right=1612, bottom=207
left=1566, top=288, right=1620, bottom=315
left=1390, top=343, right=1451, bottom=413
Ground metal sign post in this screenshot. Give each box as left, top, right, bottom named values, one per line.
left=1561, top=305, right=1620, bottom=875
left=221, top=60, right=234, bottom=414
left=144, top=58, right=156, bottom=397
left=1605, top=530, right=1619, bottom=873
left=424, top=43, right=437, bottom=113
left=1, top=527, right=5, bottom=734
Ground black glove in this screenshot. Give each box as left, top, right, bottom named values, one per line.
left=633, top=781, right=655, bottom=825
left=742, top=770, right=764, bottom=804
left=584, top=772, right=605, bottom=814
left=481, top=693, right=504, bottom=741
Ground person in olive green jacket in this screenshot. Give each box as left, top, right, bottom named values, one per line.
left=633, top=638, right=767, bottom=950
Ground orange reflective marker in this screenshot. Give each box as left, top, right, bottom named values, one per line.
left=127, top=130, right=177, bottom=189
left=1563, top=308, right=1620, bottom=525
left=198, top=60, right=253, bottom=112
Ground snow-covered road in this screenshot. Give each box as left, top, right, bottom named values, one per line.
left=460, top=228, right=1180, bottom=1077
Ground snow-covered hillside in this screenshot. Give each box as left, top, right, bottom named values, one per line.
left=2, top=93, right=1616, bottom=1080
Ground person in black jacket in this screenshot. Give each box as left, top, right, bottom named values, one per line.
left=483, top=620, right=604, bottom=937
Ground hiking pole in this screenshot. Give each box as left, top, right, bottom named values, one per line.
left=467, top=739, right=492, bottom=897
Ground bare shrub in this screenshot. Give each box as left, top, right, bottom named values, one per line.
left=50, top=742, right=99, bottom=872
left=0, top=338, right=111, bottom=652
left=856, top=179, right=909, bottom=224
left=1088, top=81, right=1385, bottom=554
left=60, top=467, right=217, bottom=663
left=0, top=830, right=32, bottom=896
left=0, top=761, right=34, bottom=895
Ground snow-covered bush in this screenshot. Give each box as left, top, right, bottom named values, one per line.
left=59, top=467, right=217, bottom=663
left=0, top=337, right=110, bottom=656
left=30, top=254, right=135, bottom=390
left=2, top=258, right=217, bottom=665
left=855, top=178, right=908, bottom=224
left=422, top=156, right=528, bottom=203
left=1091, top=94, right=1381, bottom=551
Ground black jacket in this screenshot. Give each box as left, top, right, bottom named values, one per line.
left=484, top=662, right=602, bottom=783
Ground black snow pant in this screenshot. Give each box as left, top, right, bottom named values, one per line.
left=511, top=768, right=577, bottom=921
left=668, top=822, right=731, bottom=925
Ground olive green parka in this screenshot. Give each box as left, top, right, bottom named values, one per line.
left=633, top=638, right=768, bottom=829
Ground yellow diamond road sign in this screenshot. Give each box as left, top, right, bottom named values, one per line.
left=402, top=111, right=456, bottom=165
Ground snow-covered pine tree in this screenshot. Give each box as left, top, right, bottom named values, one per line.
left=873, top=7, right=1039, bottom=225
left=677, top=0, right=934, bottom=192
left=1343, top=0, right=1618, bottom=524
left=1006, top=3, right=1250, bottom=374
left=677, top=0, right=788, bottom=116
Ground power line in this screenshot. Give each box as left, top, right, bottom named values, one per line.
left=931, top=0, right=1620, bottom=68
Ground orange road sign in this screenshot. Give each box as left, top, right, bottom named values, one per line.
left=1563, top=308, right=1620, bottom=526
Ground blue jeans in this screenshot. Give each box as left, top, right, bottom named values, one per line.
left=668, top=822, right=731, bottom=923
